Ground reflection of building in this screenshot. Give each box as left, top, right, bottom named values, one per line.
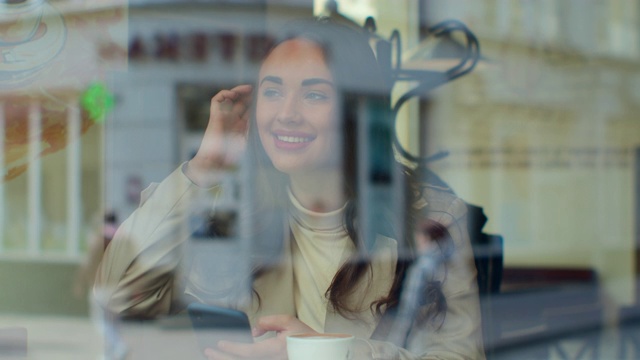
left=2, top=0, right=638, bottom=356
left=0, top=1, right=125, bottom=317
left=423, top=0, right=640, bottom=310
left=0, top=1, right=126, bottom=259
left=1, top=95, right=97, bottom=255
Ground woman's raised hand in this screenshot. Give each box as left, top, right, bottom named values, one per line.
left=186, top=84, right=253, bottom=187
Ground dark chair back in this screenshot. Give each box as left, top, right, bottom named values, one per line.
left=473, top=234, right=504, bottom=294
left=465, top=202, right=504, bottom=294
left=465, top=202, right=504, bottom=359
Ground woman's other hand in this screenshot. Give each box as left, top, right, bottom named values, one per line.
left=186, top=84, right=253, bottom=187
left=203, top=315, right=317, bottom=360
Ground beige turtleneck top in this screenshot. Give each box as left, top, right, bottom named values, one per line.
left=287, top=189, right=355, bottom=332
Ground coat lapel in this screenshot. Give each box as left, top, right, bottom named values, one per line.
left=248, top=225, right=295, bottom=327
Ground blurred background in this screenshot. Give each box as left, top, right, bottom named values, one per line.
left=1, top=0, right=639, bottom=358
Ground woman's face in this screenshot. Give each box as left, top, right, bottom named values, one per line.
left=256, top=38, right=340, bottom=175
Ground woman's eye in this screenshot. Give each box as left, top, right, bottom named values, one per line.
left=262, top=88, right=281, bottom=98
left=305, top=92, right=328, bottom=101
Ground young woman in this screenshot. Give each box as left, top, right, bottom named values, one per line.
left=95, top=18, right=484, bottom=359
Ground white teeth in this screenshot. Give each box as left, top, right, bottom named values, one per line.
left=276, top=135, right=311, bottom=143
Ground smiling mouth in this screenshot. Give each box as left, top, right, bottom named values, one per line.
left=275, top=135, right=312, bottom=143
left=272, top=133, right=315, bottom=150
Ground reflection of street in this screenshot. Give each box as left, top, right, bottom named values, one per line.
left=0, top=314, right=203, bottom=359
left=0, top=315, right=103, bottom=359
left=117, top=316, right=203, bottom=359
left=0, top=2, right=125, bottom=257
left=492, top=326, right=621, bottom=360
left=0, top=314, right=222, bottom=359
left=0, top=314, right=634, bottom=359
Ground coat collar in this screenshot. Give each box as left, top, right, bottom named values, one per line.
left=248, top=220, right=296, bottom=326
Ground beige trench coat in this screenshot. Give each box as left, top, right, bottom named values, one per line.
left=94, top=165, right=485, bottom=359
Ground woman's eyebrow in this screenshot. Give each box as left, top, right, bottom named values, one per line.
left=260, top=76, right=282, bottom=86
left=301, top=78, right=334, bottom=87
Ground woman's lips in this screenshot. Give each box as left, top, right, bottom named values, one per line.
left=272, top=131, right=315, bottom=150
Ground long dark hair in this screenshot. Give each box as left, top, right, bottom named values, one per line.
left=246, top=17, right=447, bottom=322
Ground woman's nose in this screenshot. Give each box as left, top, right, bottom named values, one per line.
left=276, top=95, right=302, bottom=124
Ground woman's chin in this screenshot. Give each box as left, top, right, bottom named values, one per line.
left=272, top=163, right=307, bottom=176
left=273, top=163, right=339, bottom=178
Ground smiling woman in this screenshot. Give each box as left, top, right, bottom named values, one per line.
left=256, top=38, right=340, bottom=179
left=95, top=17, right=484, bottom=360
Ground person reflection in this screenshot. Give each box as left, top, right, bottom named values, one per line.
left=95, top=18, right=484, bottom=359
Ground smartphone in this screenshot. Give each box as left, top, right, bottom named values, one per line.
left=187, top=303, right=253, bottom=353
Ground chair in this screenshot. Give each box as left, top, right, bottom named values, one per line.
left=466, top=202, right=504, bottom=359
left=471, top=234, right=503, bottom=338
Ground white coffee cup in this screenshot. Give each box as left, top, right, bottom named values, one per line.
left=286, top=333, right=354, bottom=360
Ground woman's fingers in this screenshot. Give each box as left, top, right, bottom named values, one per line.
left=210, top=85, right=253, bottom=133
left=256, top=314, right=314, bottom=335
left=255, top=315, right=295, bottom=333
left=213, top=85, right=253, bottom=109
left=228, top=83, right=254, bottom=96
left=214, top=84, right=252, bottom=101
left=187, top=84, right=252, bottom=183
left=231, top=84, right=254, bottom=99
left=230, top=86, right=253, bottom=125
left=208, top=315, right=314, bottom=360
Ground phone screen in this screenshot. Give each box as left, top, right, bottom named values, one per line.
left=188, top=303, right=254, bottom=354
